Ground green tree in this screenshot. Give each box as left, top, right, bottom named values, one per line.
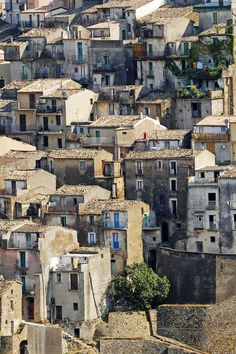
left=108, top=263, right=170, bottom=311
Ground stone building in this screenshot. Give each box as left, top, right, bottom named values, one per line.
left=124, top=149, right=215, bottom=242
left=46, top=148, right=113, bottom=187
left=192, top=115, right=231, bottom=165
left=81, top=114, right=166, bottom=159
left=49, top=247, right=111, bottom=326
left=78, top=199, right=149, bottom=274
left=0, top=279, right=22, bottom=337
left=0, top=169, right=56, bottom=219
left=44, top=184, right=110, bottom=229
left=0, top=221, right=78, bottom=322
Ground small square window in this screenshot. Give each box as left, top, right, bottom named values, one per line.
left=210, top=236, right=216, bottom=243
left=157, top=160, right=162, bottom=170
left=73, top=303, right=78, bottom=311
left=74, top=67, right=78, bottom=73
left=153, top=237, right=156, bottom=241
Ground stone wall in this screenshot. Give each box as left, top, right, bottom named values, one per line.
left=99, top=337, right=207, bottom=354
left=157, top=247, right=236, bottom=304
left=158, top=296, right=236, bottom=353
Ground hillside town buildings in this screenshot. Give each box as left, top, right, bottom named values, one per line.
left=1, top=0, right=236, bottom=352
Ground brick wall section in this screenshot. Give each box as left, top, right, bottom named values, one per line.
left=158, top=297, right=236, bottom=353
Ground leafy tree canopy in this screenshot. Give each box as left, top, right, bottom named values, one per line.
left=108, top=263, right=170, bottom=311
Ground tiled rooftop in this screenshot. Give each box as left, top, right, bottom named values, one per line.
left=48, top=148, right=103, bottom=159
left=195, top=115, right=236, bottom=126
left=3, top=169, right=39, bottom=180
left=3, top=80, right=32, bottom=90
left=90, top=115, right=140, bottom=128
left=18, top=78, right=74, bottom=93
left=125, top=149, right=195, bottom=160
left=199, top=24, right=227, bottom=36
left=219, top=166, right=236, bottom=179
left=139, top=6, right=194, bottom=25
left=137, top=90, right=175, bottom=102
left=21, top=5, right=66, bottom=13
left=138, top=129, right=191, bottom=141
left=80, top=199, right=144, bottom=214
left=0, top=150, right=46, bottom=165
left=20, top=28, right=60, bottom=38
left=0, top=220, right=26, bottom=231
left=54, top=184, right=107, bottom=196
left=96, top=0, right=151, bottom=10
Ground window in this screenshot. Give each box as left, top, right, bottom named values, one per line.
left=105, top=212, right=110, bottom=219
left=191, top=102, right=201, bottom=118
left=210, top=236, right=216, bottom=243
left=70, top=273, right=78, bottom=290
left=233, top=214, right=236, bottom=229
left=209, top=215, right=216, bottom=230
left=170, top=178, right=177, bottom=191
left=170, top=199, right=177, bottom=218
left=43, top=136, right=48, bottom=147
left=57, top=138, right=62, bottom=148
left=136, top=161, right=143, bottom=174
left=19, top=251, right=26, bottom=269
left=208, top=193, right=216, bottom=208
left=160, top=195, right=164, bottom=206
left=153, top=237, right=156, bottom=241
left=61, top=216, right=67, bottom=227
left=19, top=114, right=26, bottom=131
left=136, top=179, right=143, bottom=191
left=56, top=115, right=61, bottom=125
left=74, top=67, right=78, bottom=73
left=148, top=61, right=153, bottom=76
left=89, top=215, right=94, bottom=225
left=56, top=306, right=62, bottom=321
left=213, top=12, right=218, bottom=24
left=56, top=273, right=62, bottom=283
left=73, top=303, right=78, bottom=311
left=79, top=161, right=86, bottom=170
left=196, top=241, right=203, bottom=252
left=157, top=160, right=162, bottom=170
left=112, top=232, right=119, bottom=249
left=88, top=232, right=96, bottom=244
left=144, top=107, right=149, bottom=116
left=90, top=98, right=93, bottom=105
left=169, top=161, right=177, bottom=175
left=148, top=44, right=153, bottom=56
left=194, top=214, right=204, bottom=229
left=200, top=172, right=205, bottom=178
left=29, top=94, right=36, bottom=109
left=10, top=300, right=14, bottom=310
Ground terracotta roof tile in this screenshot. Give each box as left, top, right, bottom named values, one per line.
left=48, top=148, right=103, bottom=159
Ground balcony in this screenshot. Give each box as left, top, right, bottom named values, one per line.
left=188, top=177, right=218, bottom=185
left=0, top=189, right=15, bottom=196
left=208, top=223, right=217, bottom=231
left=192, top=133, right=229, bottom=142
left=46, top=205, right=77, bottom=213
left=71, top=55, right=85, bottom=64
left=81, top=136, right=115, bottom=146
left=93, top=63, right=115, bottom=73
left=37, top=104, right=63, bottom=113
left=206, top=201, right=216, bottom=210
left=147, top=71, right=154, bottom=79
left=103, top=220, right=128, bottom=229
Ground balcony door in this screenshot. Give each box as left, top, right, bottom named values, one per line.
left=19, top=114, right=26, bottom=131
left=114, top=213, right=120, bottom=228
left=43, top=116, right=48, bottom=130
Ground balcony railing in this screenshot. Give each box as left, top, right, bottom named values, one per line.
left=208, top=223, right=217, bottom=231
left=206, top=201, right=217, bottom=210
left=103, top=220, right=128, bottom=229
left=93, top=63, right=114, bottom=72
left=0, top=189, right=15, bottom=196
left=37, top=104, right=63, bottom=113
left=81, top=136, right=115, bottom=146
left=47, top=205, right=77, bottom=213
left=71, top=55, right=85, bottom=64
left=192, top=133, right=229, bottom=142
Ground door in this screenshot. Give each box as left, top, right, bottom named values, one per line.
left=112, top=232, right=119, bottom=249
left=37, top=14, right=40, bottom=27
left=161, top=222, right=169, bottom=242
left=70, top=273, right=78, bottom=290
left=183, top=42, right=189, bottom=56
left=111, top=260, right=116, bottom=276
left=77, top=43, right=83, bottom=63
left=27, top=297, right=34, bottom=320
left=19, top=114, right=26, bottom=131
left=20, top=252, right=26, bottom=268
left=29, top=94, right=35, bottom=109
left=56, top=306, right=62, bottom=321
left=11, top=180, right=16, bottom=195
left=95, top=130, right=100, bottom=143
left=148, top=250, right=156, bottom=271
left=43, top=116, right=48, bottom=130
left=114, top=213, right=120, bottom=228
left=52, top=99, right=57, bottom=112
